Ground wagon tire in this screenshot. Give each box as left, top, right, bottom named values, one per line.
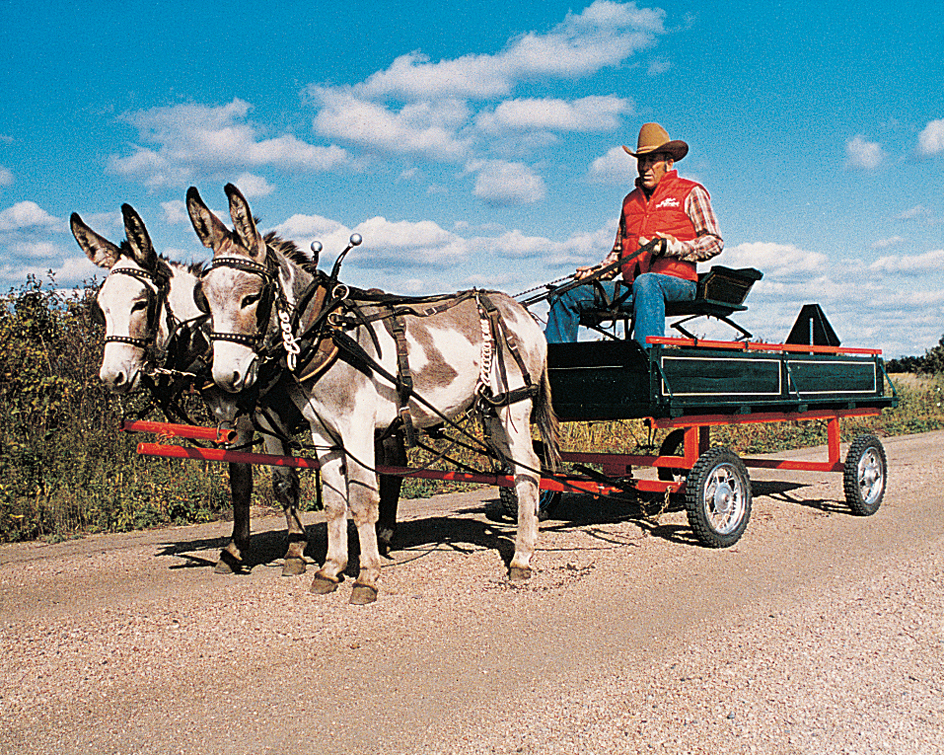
left=684, top=446, right=751, bottom=548
left=498, top=477, right=562, bottom=521
left=657, top=429, right=687, bottom=482
left=843, top=434, right=886, bottom=516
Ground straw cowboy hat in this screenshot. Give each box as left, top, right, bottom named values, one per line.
left=623, top=122, right=689, bottom=161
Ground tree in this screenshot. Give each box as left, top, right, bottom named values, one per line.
left=920, top=335, right=944, bottom=375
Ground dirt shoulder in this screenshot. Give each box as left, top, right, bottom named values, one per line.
left=2, top=431, right=942, bottom=755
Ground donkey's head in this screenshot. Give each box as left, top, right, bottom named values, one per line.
left=187, top=183, right=277, bottom=393
left=71, top=205, right=173, bottom=393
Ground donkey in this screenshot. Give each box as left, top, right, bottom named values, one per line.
left=71, top=205, right=308, bottom=575
left=187, top=183, right=558, bottom=604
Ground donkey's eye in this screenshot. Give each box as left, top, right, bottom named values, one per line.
left=241, top=293, right=261, bottom=308
left=131, top=300, right=149, bottom=313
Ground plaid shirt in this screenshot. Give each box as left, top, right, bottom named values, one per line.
left=601, top=184, right=723, bottom=270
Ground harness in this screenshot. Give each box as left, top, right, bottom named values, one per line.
left=202, top=250, right=542, bottom=451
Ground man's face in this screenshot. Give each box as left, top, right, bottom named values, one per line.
left=637, top=152, right=672, bottom=192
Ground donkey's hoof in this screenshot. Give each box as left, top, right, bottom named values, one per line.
left=214, top=550, right=243, bottom=575
left=281, top=558, right=307, bottom=577
left=309, top=575, right=339, bottom=594
left=350, top=584, right=378, bottom=605
left=509, top=566, right=532, bottom=582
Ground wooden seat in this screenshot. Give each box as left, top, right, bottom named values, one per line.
left=578, top=265, right=763, bottom=340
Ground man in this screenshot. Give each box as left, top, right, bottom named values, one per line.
left=545, top=122, right=723, bottom=347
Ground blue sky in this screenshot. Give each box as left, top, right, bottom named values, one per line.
left=1, top=0, right=941, bottom=357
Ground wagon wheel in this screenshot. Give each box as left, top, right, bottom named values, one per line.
left=657, top=428, right=687, bottom=482
left=843, top=434, right=887, bottom=516
left=684, top=446, right=752, bottom=548
left=498, top=481, right=561, bottom=521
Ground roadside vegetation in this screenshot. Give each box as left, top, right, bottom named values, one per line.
left=1, top=276, right=943, bottom=543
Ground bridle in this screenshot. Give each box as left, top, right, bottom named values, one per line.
left=200, top=251, right=352, bottom=379
left=199, top=255, right=278, bottom=350
left=97, top=265, right=172, bottom=352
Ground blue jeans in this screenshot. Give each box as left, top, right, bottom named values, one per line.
left=544, top=272, right=697, bottom=347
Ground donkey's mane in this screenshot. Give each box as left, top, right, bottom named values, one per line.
left=264, top=230, right=311, bottom=268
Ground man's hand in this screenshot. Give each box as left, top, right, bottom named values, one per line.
left=574, top=265, right=598, bottom=280
left=640, top=233, right=683, bottom=257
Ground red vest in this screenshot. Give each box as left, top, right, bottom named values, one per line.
left=618, top=171, right=702, bottom=283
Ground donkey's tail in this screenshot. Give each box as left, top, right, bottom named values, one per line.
left=533, top=365, right=561, bottom=472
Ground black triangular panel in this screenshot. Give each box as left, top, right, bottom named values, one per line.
left=785, top=304, right=840, bottom=347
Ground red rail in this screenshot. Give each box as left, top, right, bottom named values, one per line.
left=120, top=419, right=236, bottom=444
left=129, top=403, right=873, bottom=500
left=646, top=336, right=882, bottom=356
left=135, top=442, right=675, bottom=497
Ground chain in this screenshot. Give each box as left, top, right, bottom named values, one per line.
left=149, top=366, right=202, bottom=380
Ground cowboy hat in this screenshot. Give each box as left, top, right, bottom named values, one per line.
left=622, top=122, right=688, bottom=161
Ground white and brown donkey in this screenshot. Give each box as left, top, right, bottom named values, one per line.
left=187, top=183, right=558, bottom=604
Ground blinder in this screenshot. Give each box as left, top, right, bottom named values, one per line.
left=90, top=299, right=105, bottom=327
left=193, top=280, right=210, bottom=315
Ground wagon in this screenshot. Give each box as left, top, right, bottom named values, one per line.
left=126, top=263, right=897, bottom=550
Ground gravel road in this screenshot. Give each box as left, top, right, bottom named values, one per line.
left=2, top=431, right=942, bottom=755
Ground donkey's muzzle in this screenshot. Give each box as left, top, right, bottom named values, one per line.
left=213, top=353, right=259, bottom=394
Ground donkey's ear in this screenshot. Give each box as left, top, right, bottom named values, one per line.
left=187, top=186, right=230, bottom=252
left=71, top=212, right=122, bottom=269
left=121, top=204, right=157, bottom=271
left=224, top=183, right=266, bottom=262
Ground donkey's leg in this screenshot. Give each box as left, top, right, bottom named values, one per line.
left=310, top=448, right=348, bottom=594
left=261, top=432, right=307, bottom=576
left=346, top=441, right=383, bottom=605
left=274, top=465, right=306, bottom=576
left=376, top=432, right=405, bottom=556
left=216, top=460, right=252, bottom=574
left=489, top=404, right=541, bottom=580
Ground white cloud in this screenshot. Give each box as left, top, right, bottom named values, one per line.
left=869, top=248, right=944, bottom=275
left=916, top=119, right=944, bottom=157
left=8, top=240, right=60, bottom=260
left=354, top=216, right=465, bottom=262
left=352, top=1, right=664, bottom=102
left=276, top=213, right=347, bottom=242
left=161, top=200, right=188, bottom=225
left=845, top=135, right=884, bottom=170
left=233, top=172, right=275, bottom=198
left=468, top=159, right=546, bottom=206
left=274, top=214, right=468, bottom=268
left=475, top=95, right=631, bottom=134
left=647, top=57, right=671, bottom=75
left=0, top=166, right=12, bottom=186
left=896, top=205, right=927, bottom=220
left=54, top=255, right=100, bottom=285
left=109, top=99, right=349, bottom=188
left=720, top=241, right=828, bottom=280
left=0, top=201, right=63, bottom=233
left=588, top=145, right=635, bottom=183
left=311, top=89, right=472, bottom=161
left=476, top=222, right=613, bottom=265
left=871, top=235, right=906, bottom=249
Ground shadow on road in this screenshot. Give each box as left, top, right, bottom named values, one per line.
left=153, top=475, right=849, bottom=574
